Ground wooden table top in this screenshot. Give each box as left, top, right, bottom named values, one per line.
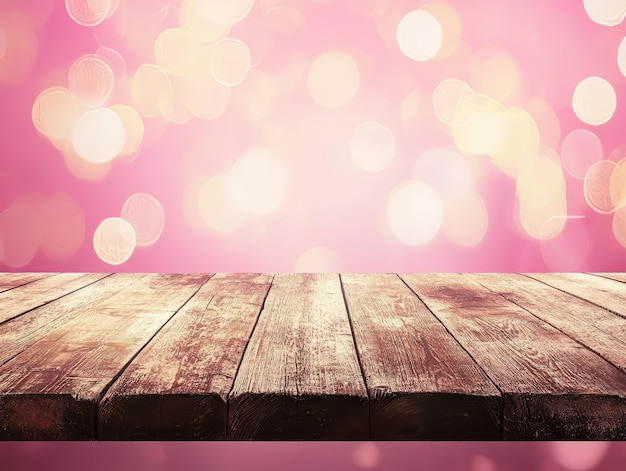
left=0, top=272, right=625, bottom=441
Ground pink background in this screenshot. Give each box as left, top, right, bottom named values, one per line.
left=1, top=0, right=626, bottom=469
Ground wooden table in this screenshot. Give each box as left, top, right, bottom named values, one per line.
left=1, top=272, right=625, bottom=440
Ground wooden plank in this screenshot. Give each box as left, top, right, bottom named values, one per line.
left=98, top=273, right=273, bottom=440
left=591, top=273, right=626, bottom=284
left=228, top=273, right=368, bottom=440
left=0, top=273, right=56, bottom=293
left=527, top=273, right=626, bottom=318
left=0, top=274, right=147, bottom=367
left=0, top=273, right=211, bottom=440
left=469, top=273, right=626, bottom=373
left=0, top=273, right=109, bottom=325
left=400, top=273, right=626, bottom=439
left=341, top=273, right=501, bottom=439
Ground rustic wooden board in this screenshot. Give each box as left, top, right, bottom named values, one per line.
left=468, top=273, right=626, bottom=373
left=0, top=273, right=210, bottom=440
left=0, top=273, right=55, bottom=293
left=591, top=273, right=626, bottom=284
left=228, top=273, right=368, bottom=440
left=341, top=273, right=501, bottom=439
left=99, top=273, right=273, bottom=440
left=528, top=273, right=626, bottom=318
left=0, top=273, right=108, bottom=325
left=400, top=273, right=626, bottom=439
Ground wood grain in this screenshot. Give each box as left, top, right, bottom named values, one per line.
left=0, top=273, right=210, bottom=439
left=590, top=273, right=626, bottom=284
left=0, top=273, right=55, bottom=293
left=99, top=273, right=273, bottom=440
left=341, top=273, right=501, bottom=439
left=0, top=273, right=108, bottom=324
left=469, top=273, right=626, bottom=373
left=527, top=273, right=626, bottom=318
left=400, top=273, right=626, bottom=439
left=228, top=273, right=368, bottom=440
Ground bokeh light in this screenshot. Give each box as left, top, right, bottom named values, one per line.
left=121, top=193, right=165, bottom=247
left=66, top=0, right=112, bottom=27
left=353, top=442, right=380, bottom=469
left=613, top=204, right=626, bottom=248
left=610, top=158, right=626, bottom=207
left=32, top=87, right=81, bottom=141
left=349, top=121, right=395, bottom=172
left=452, top=94, right=505, bottom=155
left=0, top=27, right=6, bottom=59
left=572, top=76, right=616, bottom=125
left=110, top=104, right=144, bottom=157
left=155, top=28, right=199, bottom=77
left=619, top=36, right=626, bottom=76
left=198, top=174, right=247, bottom=233
left=72, top=107, right=126, bottom=164
left=307, top=51, right=360, bottom=109
left=396, top=10, right=442, bottom=61
left=0, top=199, right=41, bottom=268
left=131, top=64, right=173, bottom=117
left=413, top=148, right=473, bottom=201
left=490, top=107, right=540, bottom=177
left=386, top=180, right=444, bottom=246
left=93, top=217, right=136, bottom=265
left=561, top=129, right=603, bottom=179
left=69, top=54, right=115, bottom=107
left=443, top=191, right=488, bottom=247
left=226, top=147, right=289, bottom=215
left=293, top=247, right=343, bottom=272
left=209, top=38, right=252, bottom=86
left=584, top=160, right=618, bottom=214
left=193, top=0, right=256, bottom=25
left=179, top=0, right=231, bottom=43
left=432, top=79, right=476, bottom=126
left=471, top=47, right=522, bottom=102
left=550, top=442, right=610, bottom=471
left=420, top=3, right=462, bottom=60
left=583, top=0, right=626, bottom=26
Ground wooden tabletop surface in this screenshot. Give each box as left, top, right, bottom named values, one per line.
left=0, top=272, right=625, bottom=441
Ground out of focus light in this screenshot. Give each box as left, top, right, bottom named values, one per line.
left=619, top=36, right=626, bottom=76
left=39, top=193, right=85, bottom=261
left=421, top=3, right=462, bottom=60
left=471, top=47, right=522, bottom=102
left=155, top=28, right=199, bottom=76
left=181, top=74, right=231, bottom=120
left=584, top=160, right=618, bottom=213
left=180, top=0, right=231, bottom=43
left=516, top=156, right=565, bottom=206
left=443, top=191, right=488, bottom=247
left=610, top=158, right=626, bottom=207
left=69, top=54, right=115, bottom=107
left=210, top=39, right=252, bottom=86
left=66, top=0, right=112, bottom=27
left=96, top=47, right=126, bottom=85
left=433, top=79, right=476, bottom=126
left=194, top=0, right=256, bottom=25
left=452, top=94, right=505, bottom=155
left=227, top=147, right=289, bottom=215
left=572, top=76, right=616, bottom=125
left=397, top=10, right=442, bottom=61
left=400, top=89, right=422, bottom=125
left=110, top=104, right=144, bottom=156
left=413, top=148, right=473, bottom=201
left=541, top=218, right=589, bottom=271
left=490, top=107, right=540, bottom=177
left=72, top=107, right=126, bottom=164
left=584, top=0, right=626, bottom=26
left=131, top=64, right=173, bottom=117
left=63, top=148, right=112, bottom=181
left=386, top=180, right=444, bottom=246
left=307, top=51, right=360, bottom=109
left=528, top=100, right=561, bottom=149
left=551, top=442, right=610, bottom=471
left=613, top=205, right=626, bottom=248
left=233, top=70, right=278, bottom=121
left=471, top=454, right=496, bottom=471
left=121, top=193, right=165, bottom=247
left=353, top=442, right=380, bottom=468
left=349, top=121, right=395, bottom=172
left=198, top=175, right=247, bottom=233
left=293, top=247, right=343, bottom=272
left=561, top=129, right=602, bottom=179
left=93, top=217, right=136, bottom=265
left=0, top=200, right=41, bottom=268
left=32, top=87, right=81, bottom=141
left=518, top=193, right=567, bottom=240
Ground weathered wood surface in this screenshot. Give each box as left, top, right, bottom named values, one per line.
left=0, top=272, right=625, bottom=440
left=99, top=273, right=272, bottom=440
left=400, top=273, right=626, bottom=439
left=341, top=273, right=501, bottom=439
left=228, top=274, right=368, bottom=440
left=0, top=274, right=210, bottom=439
